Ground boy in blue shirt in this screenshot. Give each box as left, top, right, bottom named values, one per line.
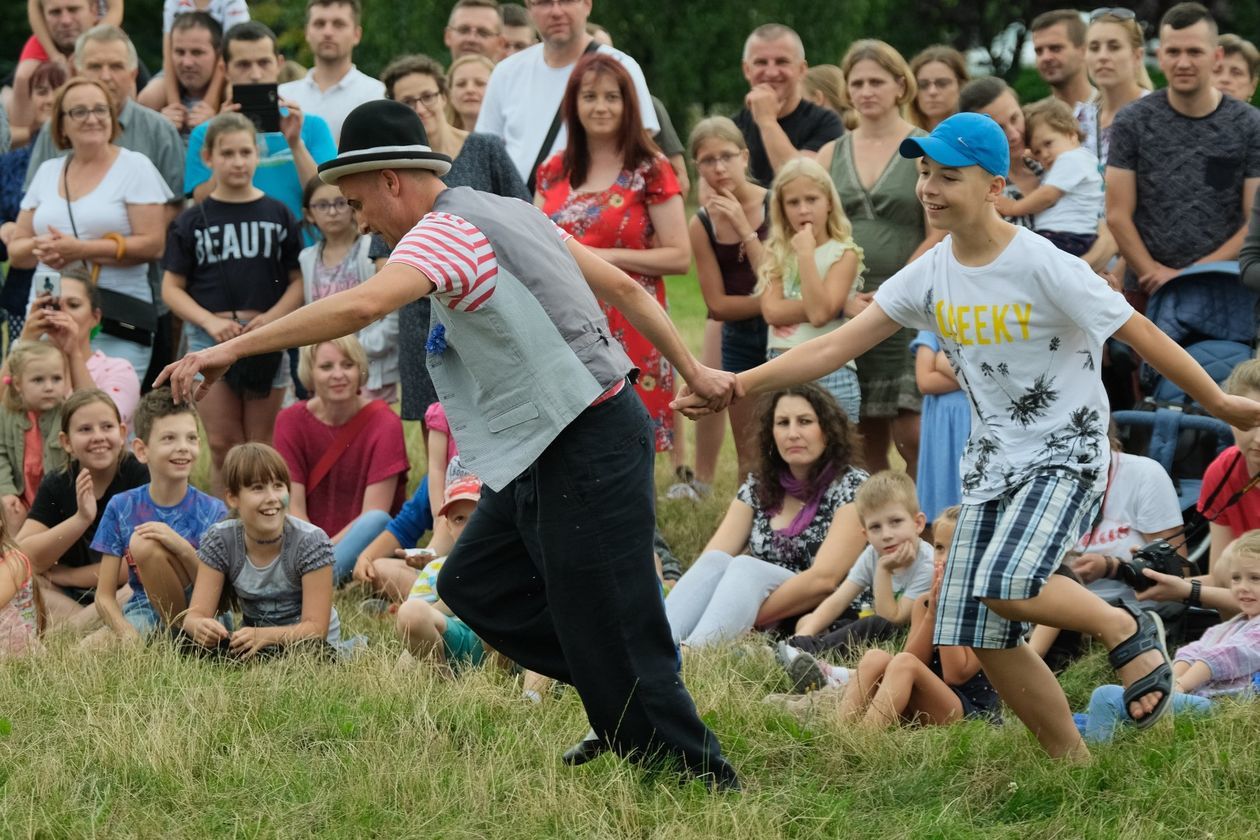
left=676, top=112, right=1260, bottom=760
left=88, top=388, right=226, bottom=644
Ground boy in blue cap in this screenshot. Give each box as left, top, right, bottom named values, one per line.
left=676, top=111, right=1260, bottom=760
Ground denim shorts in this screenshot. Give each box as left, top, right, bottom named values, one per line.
left=184, top=322, right=290, bottom=390
left=123, top=585, right=193, bottom=637
left=721, top=317, right=768, bottom=373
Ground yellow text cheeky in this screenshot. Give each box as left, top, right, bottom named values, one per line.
left=934, top=301, right=1032, bottom=347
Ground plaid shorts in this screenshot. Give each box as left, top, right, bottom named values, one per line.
left=933, top=469, right=1100, bottom=649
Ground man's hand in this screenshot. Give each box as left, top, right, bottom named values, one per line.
left=683, top=365, right=741, bottom=413
left=1069, top=552, right=1110, bottom=584
left=279, top=98, right=305, bottom=147
left=1137, top=263, right=1180, bottom=295
left=745, top=85, right=780, bottom=125
left=153, top=343, right=239, bottom=403
left=160, top=102, right=187, bottom=130
left=186, top=100, right=216, bottom=129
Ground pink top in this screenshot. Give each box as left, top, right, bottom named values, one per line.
left=86, top=350, right=141, bottom=426
left=423, top=402, right=458, bottom=464
left=0, top=549, right=41, bottom=658
left=273, top=400, right=409, bottom=538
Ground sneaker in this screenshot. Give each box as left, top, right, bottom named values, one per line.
left=787, top=651, right=829, bottom=694
left=359, top=597, right=392, bottom=617
left=774, top=640, right=801, bottom=670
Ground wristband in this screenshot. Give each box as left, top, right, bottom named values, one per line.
left=102, top=232, right=126, bottom=260
left=741, top=230, right=758, bottom=244
left=1184, top=579, right=1202, bottom=608
left=1105, top=556, right=1118, bottom=579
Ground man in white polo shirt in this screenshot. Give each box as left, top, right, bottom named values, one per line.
left=476, top=0, right=657, bottom=189
left=278, top=0, right=384, bottom=142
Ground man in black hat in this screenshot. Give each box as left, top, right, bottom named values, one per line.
left=157, top=99, right=742, bottom=790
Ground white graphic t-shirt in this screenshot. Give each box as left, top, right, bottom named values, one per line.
left=875, top=227, right=1133, bottom=503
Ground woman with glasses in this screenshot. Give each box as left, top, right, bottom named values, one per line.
left=299, top=176, right=399, bottom=404
left=374, top=54, right=527, bottom=426
left=908, top=45, right=969, bottom=131
left=8, top=79, right=172, bottom=380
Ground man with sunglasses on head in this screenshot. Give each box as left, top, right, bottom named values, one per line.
left=475, top=0, right=658, bottom=188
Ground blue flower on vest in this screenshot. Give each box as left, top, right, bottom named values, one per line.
left=425, top=323, right=447, bottom=355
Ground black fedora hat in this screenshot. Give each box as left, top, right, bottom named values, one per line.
left=318, top=99, right=453, bottom=185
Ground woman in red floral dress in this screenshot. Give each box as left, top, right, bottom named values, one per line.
left=536, top=53, right=690, bottom=453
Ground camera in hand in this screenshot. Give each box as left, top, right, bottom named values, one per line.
left=1115, top=540, right=1183, bottom=592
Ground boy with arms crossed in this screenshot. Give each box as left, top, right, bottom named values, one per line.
left=677, top=111, right=1260, bottom=759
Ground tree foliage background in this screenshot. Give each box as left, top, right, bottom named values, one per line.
left=3, top=0, right=1257, bottom=121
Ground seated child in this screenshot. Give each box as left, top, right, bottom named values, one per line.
left=0, top=543, right=43, bottom=658
left=87, top=389, right=226, bottom=644
left=182, top=443, right=348, bottom=659
left=994, top=98, right=1103, bottom=257
left=395, top=474, right=486, bottom=673
left=1079, top=531, right=1260, bottom=742
left=776, top=471, right=934, bottom=675
left=835, top=506, right=1000, bottom=726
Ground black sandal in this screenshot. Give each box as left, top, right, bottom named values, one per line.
left=1107, top=603, right=1173, bottom=729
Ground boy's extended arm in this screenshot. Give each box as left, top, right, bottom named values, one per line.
left=677, top=302, right=900, bottom=416
left=1114, top=313, right=1260, bottom=429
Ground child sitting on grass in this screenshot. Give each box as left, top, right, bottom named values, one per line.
left=395, top=474, right=486, bottom=673
left=1079, top=531, right=1260, bottom=742
left=182, top=443, right=348, bottom=660
left=0, top=538, right=43, bottom=658
left=775, top=470, right=934, bottom=683
left=87, top=389, right=226, bottom=644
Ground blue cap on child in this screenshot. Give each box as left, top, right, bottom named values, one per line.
left=899, top=112, right=1010, bottom=178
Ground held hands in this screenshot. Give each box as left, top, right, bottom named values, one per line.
left=153, top=343, right=240, bottom=404
left=745, top=84, right=780, bottom=125
left=671, top=365, right=743, bottom=419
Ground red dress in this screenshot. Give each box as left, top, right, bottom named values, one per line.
left=537, top=153, right=682, bottom=451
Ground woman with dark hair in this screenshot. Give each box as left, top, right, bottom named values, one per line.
left=909, top=45, right=969, bottom=131
left=664, top=384, right=868, bottom=647
left=959, top=76, right=1042, bottom=228
left=372, top=53, right=528, bottom=424
left=536, top=52, right=690, bottom=454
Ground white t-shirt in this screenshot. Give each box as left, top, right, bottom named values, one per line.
left=875, top=227, right=1133, bottom=503
left=1073, top=452, right=1183, bottom=605
left=278, top=66, right=386, bottom=143
left=163, top=0, right=250, bottom=33
left=1035, top=146, right=1104, bottom=236
left=475, top=42, right=660, bottom=182
left=21, top=148, right=174, bottom=303
left=845, top=538, right=935, bottom=600
left=766, top=238, right=865, bottom=367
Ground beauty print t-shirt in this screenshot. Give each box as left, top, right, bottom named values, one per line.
left=875, top=227, right=1132, bottom=503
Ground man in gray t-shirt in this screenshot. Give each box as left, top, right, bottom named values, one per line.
left=1106, top=4, right=1260, bottom=295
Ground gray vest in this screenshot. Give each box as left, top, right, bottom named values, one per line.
left=424, top=187, right=634, bottom=490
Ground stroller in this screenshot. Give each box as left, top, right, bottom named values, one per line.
left=1112, top=261, right=1256, bottom=570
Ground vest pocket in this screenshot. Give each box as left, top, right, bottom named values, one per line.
left=486, top=401, right=540, bottom=433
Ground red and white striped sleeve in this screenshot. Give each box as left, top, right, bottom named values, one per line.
left=388, top=212, right=500, bottom=312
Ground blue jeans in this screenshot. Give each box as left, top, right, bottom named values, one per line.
left=1081, top=684, right=1213, bottom=742
left=332, top=509, right=393, bottom=586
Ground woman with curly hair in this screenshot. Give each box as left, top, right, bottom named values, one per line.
left=664, top=383, right=868, bottom=647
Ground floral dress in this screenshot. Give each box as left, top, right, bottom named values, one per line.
left=0, top=549, right=41, bottom=658
left=537, top=153, right=682, bottom=451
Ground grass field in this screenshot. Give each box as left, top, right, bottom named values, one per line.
left=4, top=273, right=1260, bottom=838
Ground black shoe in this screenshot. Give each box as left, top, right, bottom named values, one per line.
left=561, top=734, right=608, bottom=766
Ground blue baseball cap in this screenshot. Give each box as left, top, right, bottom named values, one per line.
left=898, top=112, right=1010, bottom=177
